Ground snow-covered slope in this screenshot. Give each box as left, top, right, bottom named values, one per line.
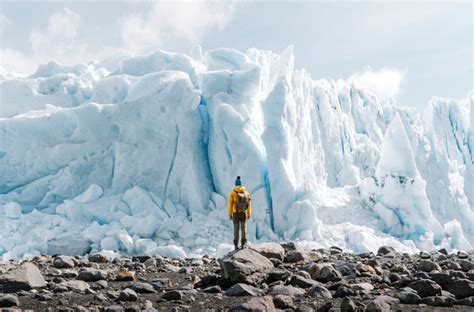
left=0, top=47, right=472, bottom=259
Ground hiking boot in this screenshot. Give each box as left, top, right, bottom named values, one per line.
left=241, top=240, right=247, bottom=249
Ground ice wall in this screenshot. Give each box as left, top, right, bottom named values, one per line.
left=0, top=47, right=472, bottom=259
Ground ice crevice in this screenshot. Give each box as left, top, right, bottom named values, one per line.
left=0, top=47, right=472, bottom=259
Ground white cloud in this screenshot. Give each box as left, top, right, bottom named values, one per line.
left=348, top=68, right=406, bottom=100
left=121, top=0, right=235, bottom=53
left=0, top=13, right=10, bottom=33
left=1, top=8, right=91, bottom=75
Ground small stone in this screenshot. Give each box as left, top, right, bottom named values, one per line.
left=285, top=250, right=308, bottom=263
left=438, top=248, right=448, bottom=255
left=272, top=294, right=293, bottom=309
left=289, top=275, right=319, bottom=289
left=457, top=251, right=469, bottom=259
left=53, top=256, right=75, bottom=269
left=105, top=306, right=124, bottom=312
left=0, top=295, right=20, bottom=308
left=162, top=290, right=183, bottom=301
left=377, top=246, right=396, bottom=256
left=420, top=295, right=455, bottom=307
left=118, top=288, right=138, bottom=302
left=231, top=296, right=275, bottom=312
left=419, top=251, right=431, bottom=259
left=351, top=282, right=374, bottom=291
left=91, top=280, right=108, bottom=290
left=418, top=260, right=442, bottom=272
left=366, top=296, right=399, bottom=312
left=225, top=283, right=262, bottom=296
left=202, top=285, right=221, bottom=293
left=267, top=284, right=305, bottom=296
left=266, top=270, right=291, bottom=284
left=340, top=297, right=357, bottom=312
left=307, top=285, right=332, bottom=299
left=458, top=259, right=473, bottom=272
left=88, top=253, right=108, bottom=263
left=116, top=269, right=135, bottom=281
left=143, top=258, right=156, bottom=268
left=250, top=243, right=285, bottom=261
left=128, top=282, right=157, bottom=294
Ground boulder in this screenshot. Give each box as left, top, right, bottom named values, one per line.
left=60, top=280, right=90, bottom=292
left=266, top=270, right=291, bottom=284
left=307, top=263, right=342, bottom=282
left=250, top=243, right=285, bottom=261
left=408, top=279, right=442, bottom=297
left=219, top=249, right=274, bottom=285
left=231, top=296, right=276, bottom=312
left=340, top=297, right=357, bottom=312
left=0, top=262, right=46, bottom=293
left=0, top=294, right=20, bottom=308
left=446, top=279, right=474, bottom=299
left=77, top=268, right=108, bottom=282
left=116, top=269, right=135, bottom=281
left=289, top=275, right=320, bottom=289
left=272, top=294, right=294, bottom=309
left=458, top=259, right=473, bottom=272
left=377, top=246, right=397, bottom=256
left=117, top=288, right=138, bottom=302
left=88, top=253, right=108, bottom=263
left=128, top=282, right=157, bottom=294
left=225, top=283, right=263, bottom=297
left=53, top=256, right=75, bottom=269
left=397, top=290, right=421, bottom=304
left=420, top=295, right=456, bottom=307
left=417, top=260, right=442, bottom=272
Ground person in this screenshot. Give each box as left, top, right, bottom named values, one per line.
left=228, top=176, right=251, bottom=250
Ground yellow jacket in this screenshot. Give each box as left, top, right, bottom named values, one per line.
left=228, top=186, right=251, bottom=218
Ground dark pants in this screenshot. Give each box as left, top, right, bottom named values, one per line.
left=232, top=212, right=247, bottom=246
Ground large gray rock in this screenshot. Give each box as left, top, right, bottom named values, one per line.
left=417, top=260, right=442, bottom=272
left=408, top=279, right=442, bottom=297
left=118, top=288, right=138, bottom=301
left=60, top=280, right=90, bottom=292
left=225, top=283, right=263, bottom=297
left=231, top=296, right=276, bottom=312
left=447, top=279, right=474, bottom=299
left=289, top=275, right=320, bottom=289
left=397, top=290, right=421, bottom=304
left=128, top=282, right=157, bottom=294
left=77, top=268, right=108, bottom=282
left=307, top=263, right=342, bottom=283
left=250, top=243, right=285, bottom=261
left=272, top=294, right=294, bottom=309
left=0, top=262, right=46, bottom=293
left=219, top=249, right=274, bottom=285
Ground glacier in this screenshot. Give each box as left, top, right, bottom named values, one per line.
left=0, top=46, right=472, bottom=260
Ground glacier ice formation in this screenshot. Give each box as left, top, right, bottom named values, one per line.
left=0, top=47, right=472, bottom=259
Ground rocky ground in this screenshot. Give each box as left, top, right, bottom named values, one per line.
left=0, top=243, right=473, bottom=311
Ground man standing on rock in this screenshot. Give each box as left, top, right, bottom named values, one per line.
left=228, top=176, right=251, bottom=250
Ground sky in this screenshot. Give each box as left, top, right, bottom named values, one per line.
left=0, top=0, right=472, bottom=111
